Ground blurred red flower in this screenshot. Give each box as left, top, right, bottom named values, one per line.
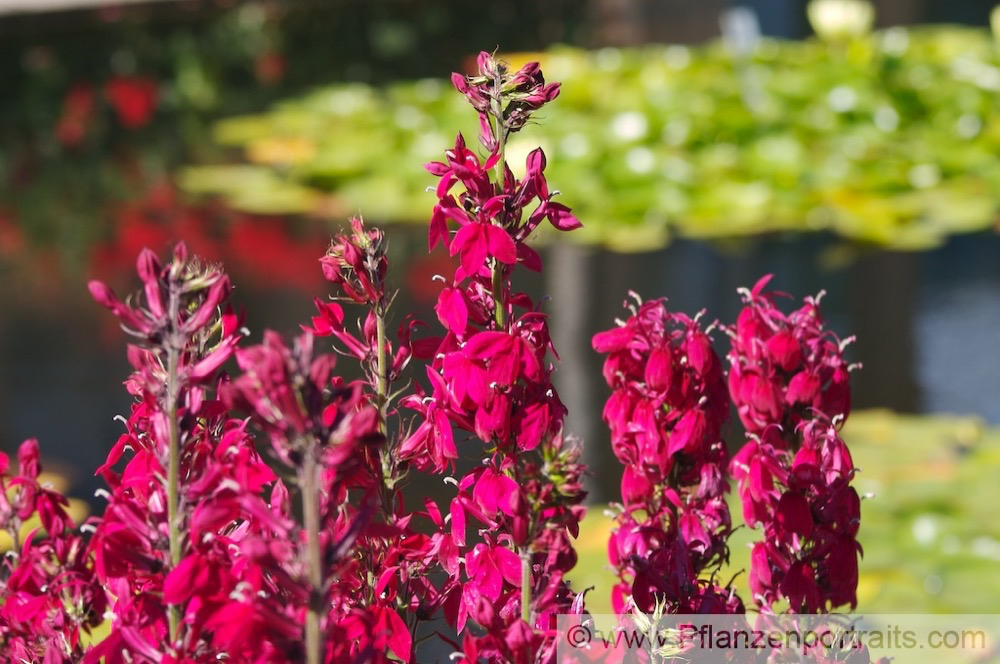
left=254, top=50, right=286, bottom=85
left=55, top=83, right=96, bottom=147
left=105, top=76, right=158, bottom=129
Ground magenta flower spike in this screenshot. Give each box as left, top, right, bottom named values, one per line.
left=593, top=297, right=739, bottom=616
left=726, top=276, right=864, bottom=615
left=87, top=245, right=285, bottom=661
left=224, top=330, right=384, bottom=664
left=397, top=51, right=589, bottom=663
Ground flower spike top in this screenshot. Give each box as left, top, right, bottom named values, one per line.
left=426, top=51, right=580, bottom=285
left=451, top=51, right=561, bottom=151
left=727, top=274, right=855, bottom=437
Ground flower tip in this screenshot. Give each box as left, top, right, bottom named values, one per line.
left=170, top=241, right=189, bottom=268
left=135, top=247, right=161, bottom=283
left=750, top=273, right=775, bottom=297
left=17, top=438, right=40, bottom=478
left=450, top=72, right=469, bottom=92
left=476, top=51, right=496, bottom=74
left=87, top=280, right=119, bottom=309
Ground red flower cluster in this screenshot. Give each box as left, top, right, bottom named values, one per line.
left=52, top=75, right=157, bottom=148
left=301, top=59, right=589, bottom=658
left=225, top=331, right=385, bottom=663
left=0, top=439, right=106, bottom=662
left=726, top=275, right=862, bottom=614
left=733, top=421, right=862, bottom=613
left=308, top=217, right=433, bottom=662
left=592, top=279, right=879, bottom=662
left=319, top=217, right=388, bottom=307
left=87, top=242, right=389, bottom=663
left=727, top=275, right=852, bottom=436
left=88, top=183, right=330, bottom=297
left=593, top=298, right=738, bottom=616
left=451, top=54, right=561, bottom=151
left=55, top=83, right=97, bottom=147
left=76, top=51, right=592, bottom=664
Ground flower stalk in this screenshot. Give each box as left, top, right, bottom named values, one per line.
left=301, top=445, right=322, bottom=664
left=593, top=297, right=737, bottom=614
left=376, top=308, right=389, bottom=433
left=520, top=551, right=532, bottom=623
left=409, top=51, right=586, bottom=662
left=727, top=275, right=861, bottom=613
left=311, top=217, right=426, bottom=659
left=375, top=305, right=394, bottom=514
left=224, top=330, right=381, bottom=662
left=87, top=245, right=247, bottom=661
left=165, top=340, right=181, bottom=644
left=491, top=262, right=506, bottom=329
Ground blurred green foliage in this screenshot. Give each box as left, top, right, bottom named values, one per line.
left=184, top=26, right=1000, bottom=250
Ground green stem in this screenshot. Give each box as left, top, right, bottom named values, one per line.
left=520, top=550, right=532, bottom=623
left=375, top=305, right=393, bottom=516
left=375, top=308, right=388, bottom=436
left=488, top=70, right=508, bottom=332
left=7, top=523, right=20, bottom=556
left=372, top=302, right=416, bottom=658
left=166, top=291, right=182, bottom=646
left=491, top=69, right=506, bottom=186
left=491, top=264, right=506, bottom=330
left=490, top=65, right=528, bottom=621
left=494, top=125, right=505, bottom=184
left=302, top=448, right=323, bottom=664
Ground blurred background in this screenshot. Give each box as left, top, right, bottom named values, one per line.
left=1, top=0, right=999, bottom=621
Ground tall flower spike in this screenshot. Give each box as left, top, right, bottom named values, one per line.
left=405, top=50, right=588, bottom=664
left=727, top=276, right=863, bottom=615
left=593, top=298, right=740, bottom=616
left=312, top=214, right=437, bottom=662
left=224, top=330, right=384, bottom=664
left=87, top=244, right=279, bottom=662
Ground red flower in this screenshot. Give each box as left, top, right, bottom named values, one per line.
left=254, top=50, right=286, bottom=85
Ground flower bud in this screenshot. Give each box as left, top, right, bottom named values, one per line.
left=88, top=280, right=120, bottom=311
